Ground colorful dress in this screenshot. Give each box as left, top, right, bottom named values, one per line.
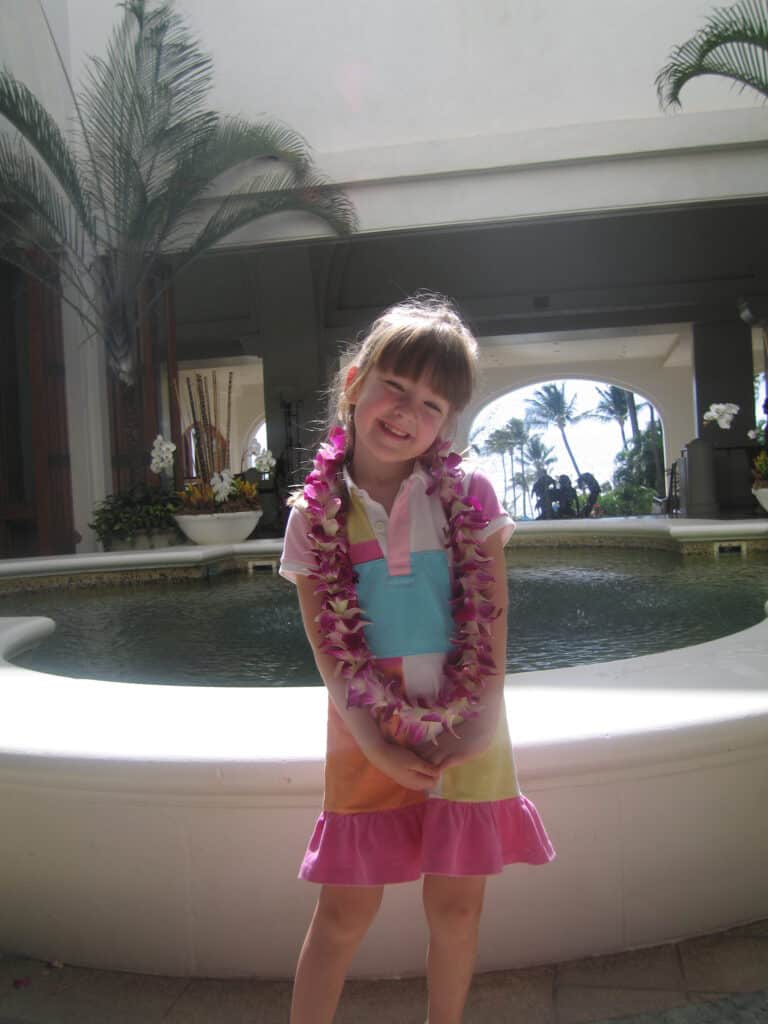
left=280, top=462, right=554, bottom=885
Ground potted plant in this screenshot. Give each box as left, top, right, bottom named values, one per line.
left=175, top=471, right=262, bottom=545
left=90, top=485, right=181, bottom=551
left=752, top=450, right=768, bottom=512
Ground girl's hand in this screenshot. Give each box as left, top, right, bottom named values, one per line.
left=365, top=740, right=442, bottom=791
left=414, top=722, right=495, bottom=770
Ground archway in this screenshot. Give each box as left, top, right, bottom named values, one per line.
left=469, top=378, right=665, bottom=519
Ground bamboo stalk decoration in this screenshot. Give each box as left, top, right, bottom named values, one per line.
left=197, top=374, right=213, bottom=482
left=212, top=369, right=220, bottom=474
left=180, top=371, right=237, bottom=480
left=225, top=371, right=233, bottom=472
left=185, top=375, right=206, bottom=481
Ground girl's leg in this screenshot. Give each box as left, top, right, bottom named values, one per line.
left=290, top=883, right=384, bottom=1024
left=422, top=874, right=487, bottom=1024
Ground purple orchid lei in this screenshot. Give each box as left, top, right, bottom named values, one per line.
left=302, top=426, right=499, bottom=744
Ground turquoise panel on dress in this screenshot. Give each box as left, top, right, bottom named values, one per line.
left=355, top=550, right=452, bottom=658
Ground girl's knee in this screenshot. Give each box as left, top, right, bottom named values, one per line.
left=424, top=895, right=484, bottom=942
left=314, top=887, right=382, bottom=947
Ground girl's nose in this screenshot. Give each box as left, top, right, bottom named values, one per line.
left=394, top=391, right=416, bottom=415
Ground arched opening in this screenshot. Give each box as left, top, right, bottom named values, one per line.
left=469, top=378, right=665, bottom=519
left=241, top=419, right=268, bottom=472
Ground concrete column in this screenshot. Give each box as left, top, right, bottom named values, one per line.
left=692, top=321, right=755, bottom=438
left=61, top=289, right=112, bottom=552
left=252, top=246, right=326, bottom=485
left=692, top=320, right=756, bottom=515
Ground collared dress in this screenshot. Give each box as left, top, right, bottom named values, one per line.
left=280, top=462, right=554, bottom=885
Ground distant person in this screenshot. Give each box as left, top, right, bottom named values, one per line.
left=281, top=296, right=554, bottom=1024
left=554, top=474, right=579, bottom=518
left=577, top=472, right=601, bottom=517
left=532, top=472, right=556, bottom=518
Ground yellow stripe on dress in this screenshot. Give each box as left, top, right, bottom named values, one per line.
left=437, top=705, right=521, bottom=803
left=347, top=491, right=376, bottom=544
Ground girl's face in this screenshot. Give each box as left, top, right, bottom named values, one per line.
left=347, top=365, right=452, bottom=475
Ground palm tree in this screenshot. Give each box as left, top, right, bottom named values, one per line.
left=525, top=382, right=584, bottom=479
left=0, top=1, right=355, bottom=481
left=525, top=434, right=556, bottom=478
left=656, top=0, right=768, bottom=109
left=504, top=417, right=532, bottom=517
left=590, top=385, right=631, bottom=447
left=482, top=426, right=514, bottom=510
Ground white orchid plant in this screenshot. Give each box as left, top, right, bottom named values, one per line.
left=252, top=449, right=277, bottom=475
left=702, top=403, right=740, bottom=430
left=149, top=434, right=263, bottom=515
left=149, top=434, right=176, bottom=476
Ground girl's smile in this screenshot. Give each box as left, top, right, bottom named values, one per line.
left=347, top=368, right=451, bottom=480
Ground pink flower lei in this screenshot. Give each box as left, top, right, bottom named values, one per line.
left=302, top=426, right=500, bottom=744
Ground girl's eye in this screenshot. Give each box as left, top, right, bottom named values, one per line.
left=385, top=379, right=404, bottom=391
left=425, top=401, right=444, bottom=414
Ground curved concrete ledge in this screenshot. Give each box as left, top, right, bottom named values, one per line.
left=1, top=602, right=767, bottom=978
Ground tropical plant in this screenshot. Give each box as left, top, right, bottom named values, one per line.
left=503, top=417, right=532, bottom=517
left=525, top=382, right=584, bottom=479
left=89, top=483, right=181, bottom=548
left=177, top=474, right=260, bottom=515
left=482, top=425, right=514, bottom=510
left=656, top=0, right=768, bottom=109
left=753, top=449, right=768, bottom=486
left=613, top=421, right=665, bottom=496
left=589, top=386, right=631, bottom=447
left=524, top=434, right=557, bottom=477
left=0, top=0, right=356, bottom=481
left=595, top=483, right=656, bottom=518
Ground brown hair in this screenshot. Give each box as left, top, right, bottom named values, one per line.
left=330, top=294, right=478, bottom=431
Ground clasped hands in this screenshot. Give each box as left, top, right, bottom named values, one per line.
left=365, top=721, right=491, bottom=792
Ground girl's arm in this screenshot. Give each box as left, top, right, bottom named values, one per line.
left=416, top=528, right=509, bottom=768
left=296, top=575, right=441, bottom=791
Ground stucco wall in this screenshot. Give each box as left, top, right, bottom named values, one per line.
left=0, top=1, right=71, bottom=129
left=59, top=1, right=768, bottom=243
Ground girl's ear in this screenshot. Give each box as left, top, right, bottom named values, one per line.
left=344, top=364, right=359, bottom=395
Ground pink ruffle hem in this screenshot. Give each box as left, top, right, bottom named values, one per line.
left=299, top=795, right=555, bottom=885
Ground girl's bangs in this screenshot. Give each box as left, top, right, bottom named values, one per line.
left=375, top=328, right=475, bottom=410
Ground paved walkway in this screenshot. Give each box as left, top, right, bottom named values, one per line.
left=1, top=920, right=767, bottom=1023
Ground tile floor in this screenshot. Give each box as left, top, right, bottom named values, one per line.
left=1, top=920, right=767, bottom=1024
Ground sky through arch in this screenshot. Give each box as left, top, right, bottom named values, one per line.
left=468, top=379, right=659, bottom=516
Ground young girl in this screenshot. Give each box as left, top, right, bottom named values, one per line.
left=280, top=296, right=554, bottom=1024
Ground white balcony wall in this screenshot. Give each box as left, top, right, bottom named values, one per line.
left=60, top=0, right=768, bottom=240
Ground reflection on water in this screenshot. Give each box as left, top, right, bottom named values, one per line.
left=4, top=548, right=768, bottom=687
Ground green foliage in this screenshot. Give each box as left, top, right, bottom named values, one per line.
left=656, top=0, right=768, bottom=109
left=0, top=0, right=356, bottom=385
left=754, top=449, right=768, bottom=483
left=90, top=484, right=180, bottom=548
left=613, top=421, right=664, bottom=492
left=594, top=484, right=656, bottom=517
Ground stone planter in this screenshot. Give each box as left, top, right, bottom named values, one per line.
left=107, top=529, right=179, bottom=551
left=753, top=487, right=768, bottom=513
left=173, top=509, right=262, bottom=545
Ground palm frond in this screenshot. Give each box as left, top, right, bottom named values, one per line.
left=0, top=137, right=88, bottom=263
left=127, top=116, right=314, bottom=262
left=172, top=169, right=358, bottom=276
left=656, top=0, right=768, bottom=107
left=0, top=69, right=94, bottom=239
left=79, top=0, right=215, bottom=237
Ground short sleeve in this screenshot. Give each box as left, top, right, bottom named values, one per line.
left=465, top=470, right=515, bottom=546
left=279, top=505, right=314, bottom=584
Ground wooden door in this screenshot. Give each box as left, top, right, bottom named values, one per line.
left=0, top=260, right=75, bottom=557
